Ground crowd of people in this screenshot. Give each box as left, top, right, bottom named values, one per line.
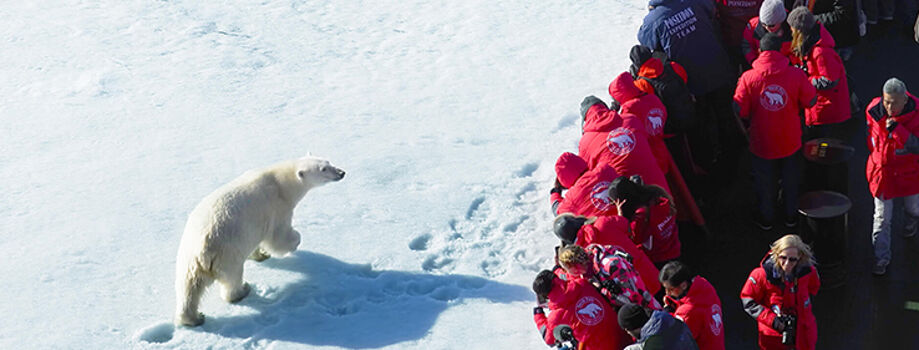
left=530, top=0, right=919, bottom=348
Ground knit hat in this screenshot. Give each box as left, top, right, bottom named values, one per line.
left=759, top=0, right=787, bottom=26
left=618, top=303, right=650, bottom=331
left=760, top=32, right=784, bottom=52
left=553, top=213, right=588, bottom=245
left=554, top=152, right=588, bottom=189
left=787, top=6, right=816, bottom=31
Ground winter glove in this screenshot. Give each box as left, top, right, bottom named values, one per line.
left=811, top=76, right=838, bottom=90
left=534, top=306, right=545, bottom=315
left=772, top=314, right=793, bottom=332
left=580, top=95, right=606, bottom=121
left=662, top=296, right=677, bottom=313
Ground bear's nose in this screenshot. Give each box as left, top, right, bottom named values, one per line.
left=337, top=169, right=346, bottom=179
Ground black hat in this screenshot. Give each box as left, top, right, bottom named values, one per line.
left=629, top=45, right=653, bottom=66
left=760, top=32, right=783, bottom=52
left=553, top=214, right=588, bottom=245
left=618, top=303, right=651, bottom=331
left=532, top=269, right=556, bottom=299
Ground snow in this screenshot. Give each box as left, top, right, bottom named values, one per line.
left=0, top=0, right=649, bottom=348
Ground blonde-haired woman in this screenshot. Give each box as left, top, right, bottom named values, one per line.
left=740, top=234, right=820, bottom=350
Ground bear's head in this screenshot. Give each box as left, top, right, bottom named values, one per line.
left=295, top=155, right=346, bottom=188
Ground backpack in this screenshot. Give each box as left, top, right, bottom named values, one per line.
left=636, top=57, right=697, bottom=134
left=584, top=244, right=661, bottom=311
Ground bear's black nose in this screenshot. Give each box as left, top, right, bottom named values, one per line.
left=337, top=169, right=346, bottom=179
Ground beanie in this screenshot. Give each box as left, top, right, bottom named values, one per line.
left=555, top=152, right=588, bottom=189
left=759, top=0, right=787, bottom=26
left=760, top=32, right=784, bottom=52
left=787, top=7, right=816, bottom=31
left=553, top=214, right=587, bottom=245
left=629, top=45, right=653, bottom=67
left=618, top=303, right=650, bottom=331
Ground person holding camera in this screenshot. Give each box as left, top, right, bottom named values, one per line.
left=618, top=302, right=699, bottom=350
left=532, top=269, right=629, bottom=349
left=659, top=261, right=725, bottom=350
left=740, top=234, right=820, bottom=350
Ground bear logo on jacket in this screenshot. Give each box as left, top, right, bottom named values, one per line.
left=576, top=296, right=606, bottom=326
left=646, top=108, right=665, bottom=136
left=590, top=181, right=613, bottom=212
left=607, top=127, right=637, bottom=155
left=760, top=84, right=788, bottom=112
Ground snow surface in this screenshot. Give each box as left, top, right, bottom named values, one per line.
left=0, top=1, right=650, bottom=348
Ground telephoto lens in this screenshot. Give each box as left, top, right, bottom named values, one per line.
left=781, top=315, right=796, bottom=345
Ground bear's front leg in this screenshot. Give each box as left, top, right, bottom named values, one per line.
left=248, top=247, right=271, bottom=262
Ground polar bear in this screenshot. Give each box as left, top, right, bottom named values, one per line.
left=174, top=155, right=345, bottom=326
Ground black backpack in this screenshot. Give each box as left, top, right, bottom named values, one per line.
left=630, top=50, right=696, bottom=134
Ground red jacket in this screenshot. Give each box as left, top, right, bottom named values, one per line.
left=534, top=276, right=631, bottom=349
left=551, top=164, right=621, bottom=217
left=865, top=94, right=919, bottom=199
left=575, top=216, right=662, bottom=295
left=610, top=71, right=670, bottom=173
left=741, top=17, right=795, bottom=66
left=740, top=254, right=820, bottom=350
left=629, top=197, right=680, bottom=263
left=714, top=0, right=764, bottom=48
left=734, top=50, right=817, bottom=159
left=579, top=106, right=670, bottom=195
left=664, top=276, right=725, bottom=350
left=801, top=24, right=851, bottom=126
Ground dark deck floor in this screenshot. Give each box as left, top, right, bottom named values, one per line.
left=678, top=25, right=919, bottom=350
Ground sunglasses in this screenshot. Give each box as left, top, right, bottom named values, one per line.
left=778, top=255, right=799, bottom=263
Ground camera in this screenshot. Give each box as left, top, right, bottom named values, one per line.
left=553, top=324, right=578, bottom=350
left=772, top=306, right=796, bottom=346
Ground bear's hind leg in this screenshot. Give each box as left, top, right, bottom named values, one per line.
left=175, top=266, right=212, bottom=327
left=216, top=260, right=250, bottom=303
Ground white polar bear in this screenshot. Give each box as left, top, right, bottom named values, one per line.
left=174, top=155, right=345, bottom=326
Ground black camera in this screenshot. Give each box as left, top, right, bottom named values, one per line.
left=553, top=324, right=578, bottom=350
left=772, top=306, right=796, bottom=346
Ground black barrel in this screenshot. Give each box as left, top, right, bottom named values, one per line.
left=797, top=190, right=852, bottom=289
left=802, top=138, right=854, bottom=195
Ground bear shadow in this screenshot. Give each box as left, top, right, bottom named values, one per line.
left=193, top=250, right=531, bottom=348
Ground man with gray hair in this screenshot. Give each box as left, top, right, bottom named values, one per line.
left=865, top=77, right=919, bottom=275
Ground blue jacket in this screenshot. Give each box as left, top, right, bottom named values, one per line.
left=637, top=0, right=733, bottom=95
left=625, top=310, right=699, bottom=350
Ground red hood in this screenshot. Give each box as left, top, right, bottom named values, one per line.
left=638, top=57, right=664, bottom=79
left=751, top=50, right=792, bottom=75
left=681, top=276, right=720, bottom=306
left=609, top=71, right=643, bottom=105
left=582, top=106, right=624, bottom=133
left=555, top=152, right=588, bottom=188
left=815, top=23, right=835, bottom=49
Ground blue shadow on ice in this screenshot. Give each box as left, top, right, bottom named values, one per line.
left=197, top=250, right=531, bottom=348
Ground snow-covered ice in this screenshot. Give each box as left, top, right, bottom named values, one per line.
left=0, top=0, right=649, bottom=348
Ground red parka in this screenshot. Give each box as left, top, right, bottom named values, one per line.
left=574, top=216, right=662, bottom=295
left=740, top=254, right=820, bottom=350
left=664, top=276, right=725, bottom=350
left=734, top=50, right=817, bottom=159
left=579, top=105, right=670, bottom=195
left=629, top=197, right=680, bottom=263
left=534, top=276, right=630, bottom=349
left=865, top=94, right=919, bottom=199
left=610, top=71, right=670, bottom=173
left=551, top=164, right=621, bottom=217
left=800, top=24, right=850, bottom=126
left=741, top=17, right=795, bottom=66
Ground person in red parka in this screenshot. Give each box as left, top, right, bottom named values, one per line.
left=579, top=97, right=671, bottom=195
left=787, top=7, right=852, bottom=140
left=659, top=261, right=725, bottom=350
left=550, top=152, right=621, bottom=217
left=553, top=213, right=662, bottom=295
left=609, top=71, right=670, bottom=174
left=735, top=32, right=817, bottom=229
left=865, top=78, right=919, bottom=275
left=532, top=270, right=625, bottom=349
left=741, top=234, right=820, bottom=350
left=607, top=175, right=680, bottom=267
left=741, top=0, right=795, bottom=67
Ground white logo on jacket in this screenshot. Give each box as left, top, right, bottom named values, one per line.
left=606, top=127, right=637, bottom=155
left=760, top=84, right=788, bottom=112
left=710, top=304, right=724, bottom=336
left=590, top=181, right=613, bottom=212
left=576, top=296, right=606, bottom=326
left=646, top=108, right=665, bottom=135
